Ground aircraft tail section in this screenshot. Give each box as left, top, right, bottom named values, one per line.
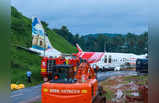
left=31, top=17, right=61, bottom=56
left=76, top=43, right=83, bottom=52
left=32, top=17, right=52, bottom=51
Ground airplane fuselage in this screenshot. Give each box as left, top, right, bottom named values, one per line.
left=76, top=51, right=146, bottom=70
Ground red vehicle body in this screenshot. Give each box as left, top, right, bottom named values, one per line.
left=41, top=56, right=81, bottom=81
left=41, top=59, right=106, bottom=103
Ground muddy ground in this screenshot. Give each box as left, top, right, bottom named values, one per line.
left=32, top=73, right=148, bottom=103
left=100, top=74, right=148, bottom=103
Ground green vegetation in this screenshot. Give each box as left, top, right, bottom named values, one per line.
left=124, top=75, right=148, bottom=81
left=103, top=88, right=114, bottom=100
left=123, top=75, right=148, bottom=85
left=11, top=6, right=148, bottom=88
left=100, top=75, right=148, bottom=102
left=33, top=101, right=41, bottom=103
left=11, top=7, right=77, bottom=87
left=54, top=26, right=148, bottom=54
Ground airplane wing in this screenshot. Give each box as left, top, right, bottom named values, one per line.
left=14, top=17, right=76, bottom=58
left=15, top=45, right=40, bottom=55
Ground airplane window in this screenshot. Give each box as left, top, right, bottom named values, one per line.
left=109, top=55, right=112, bottom=63
left=104, top=56, right=107, bottom=63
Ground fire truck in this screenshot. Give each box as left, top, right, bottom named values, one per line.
left=41, top=55, right=106, bottom=103
left=41, top=55, right=81, bottom=81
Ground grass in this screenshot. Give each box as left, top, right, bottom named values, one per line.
left=11, top=46, right=43, bottom=88
left=103, top=88, right=114, bottom=100
left=121, top=81, right=130, bottom=84
left=123, top=75, right=148, bottom=85
left=11, top=7, right=77, bottom=88
left=100, top=75, right=148, bottom=102
left=11, top=65, right=44, bottom=88
left=33, top=101, right=41, bottom=103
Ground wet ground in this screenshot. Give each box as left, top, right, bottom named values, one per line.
left=100, top=74, right=148, bottom=103
left=10, top=71, right=137, bottom=103
left=10, top=84, right=41, bottom=103
left=97, top=71, right=137, bottom=81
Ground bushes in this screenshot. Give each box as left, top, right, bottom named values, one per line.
left=11, top=6, right=76, bottom=87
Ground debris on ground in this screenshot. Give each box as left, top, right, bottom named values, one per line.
left=11, top=84, right=25, bottom=90
left=100, top=75, right=148, bottom=103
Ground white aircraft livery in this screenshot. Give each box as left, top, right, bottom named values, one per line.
left=17, top=16, right=147, bottom=71
left=29, top=17, right=61, bottom=57
left=75, top=44, right=147, bottom=71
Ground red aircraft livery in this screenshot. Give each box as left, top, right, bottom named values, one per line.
left=75, top=44, right=104, bottom=64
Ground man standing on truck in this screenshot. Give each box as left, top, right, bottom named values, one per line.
left=26, top=71, right=32, bottom=83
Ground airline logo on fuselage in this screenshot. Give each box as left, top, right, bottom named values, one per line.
left=77, top=52, right=104, bottom=63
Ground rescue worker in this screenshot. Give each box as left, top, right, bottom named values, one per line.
left=53, top=69, right=60, bottom=80
left=26, top=71, right=32, bottom=83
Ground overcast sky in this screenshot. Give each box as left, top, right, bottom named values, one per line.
left=11, top=0, right=148, bottom=35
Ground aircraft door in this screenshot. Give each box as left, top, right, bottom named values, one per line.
left=104, top=55, right=107, bottom=64
left=108, top=55, right=112, bottom=63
